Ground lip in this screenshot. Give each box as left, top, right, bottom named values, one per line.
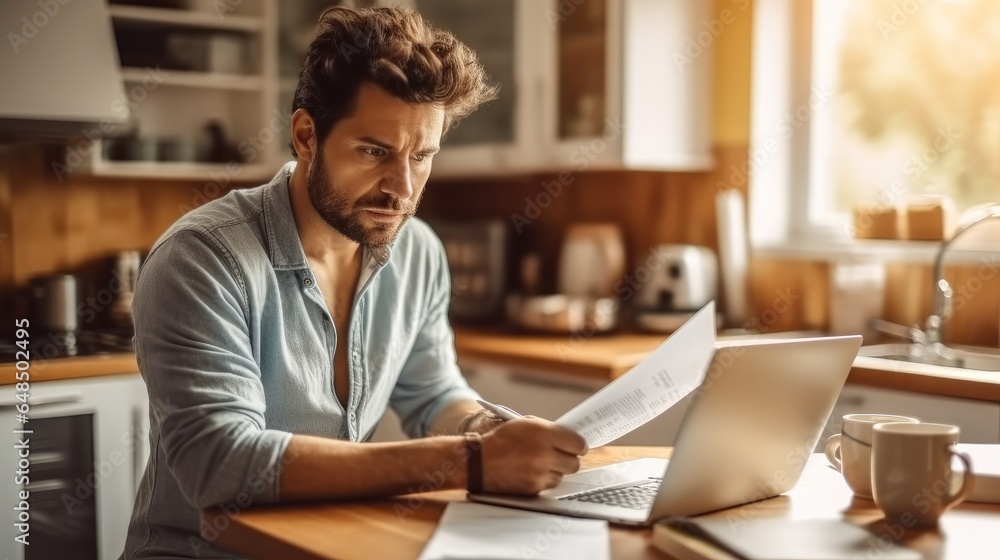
left=364, top=208, right=405, bottom=222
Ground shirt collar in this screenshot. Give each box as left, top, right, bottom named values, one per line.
left=262, top=161, right=393, bottom=272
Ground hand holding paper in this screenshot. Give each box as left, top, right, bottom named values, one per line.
left=554, top=302, right=717, bottom=448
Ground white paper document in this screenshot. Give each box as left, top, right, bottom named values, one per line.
left=417, top=502, right=610, bottom=560
left=555, top=302, right=717, bottom=448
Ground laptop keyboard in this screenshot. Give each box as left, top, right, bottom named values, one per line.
left=558, top=480, right=661, bottom=510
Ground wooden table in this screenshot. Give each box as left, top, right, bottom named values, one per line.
left=203, top=446, right=1000, bottom=559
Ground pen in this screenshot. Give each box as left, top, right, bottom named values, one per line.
left=476, top=399, right=523, bottom=421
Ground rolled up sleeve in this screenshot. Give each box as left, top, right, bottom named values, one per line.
left=133, top=229, right=291, bottom=509
left=388, top=243, right=479, bottom=438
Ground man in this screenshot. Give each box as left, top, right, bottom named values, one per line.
left=120, top=7, right=587, bottom=559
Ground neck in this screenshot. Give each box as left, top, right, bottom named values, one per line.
left=287, top=160, right=362, bottom=268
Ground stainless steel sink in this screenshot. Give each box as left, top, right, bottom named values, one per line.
left=857, top=343, right=1000, bottom=372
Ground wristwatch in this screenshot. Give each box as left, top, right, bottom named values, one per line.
left=464, top=432, right=484, bottom=493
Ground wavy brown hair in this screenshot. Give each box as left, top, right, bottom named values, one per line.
left=289, top=6, right=498, bottom=157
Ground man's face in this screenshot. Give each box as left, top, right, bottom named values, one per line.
left=306, top=82, right=444, bottom=248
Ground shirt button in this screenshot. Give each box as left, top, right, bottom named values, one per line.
left=349, top=412, right=357, bottom=422
left=303, top=276, right=313, bottom=287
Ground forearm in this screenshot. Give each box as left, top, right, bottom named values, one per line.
left=279, top=434, right=469, bottom=501
left=428, top=399, right=483, bottom=435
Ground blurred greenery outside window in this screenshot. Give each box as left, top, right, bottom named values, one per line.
left=810, top=0, right=1000, bottom=228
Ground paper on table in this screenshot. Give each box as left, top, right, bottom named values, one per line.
left=555, top=302, right=717, bottom=448
left=417, top=502, right=610, bottom=560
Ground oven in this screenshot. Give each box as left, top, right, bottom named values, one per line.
left=0, top=373, right=149, bottom=560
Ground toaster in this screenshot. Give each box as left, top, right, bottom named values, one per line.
left=632, top=245, right=718, bottom=331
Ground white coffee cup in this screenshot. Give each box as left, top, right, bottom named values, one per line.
left=824, top=414, right=920, bottom=498
left=871, top=422, right=973, bottom=527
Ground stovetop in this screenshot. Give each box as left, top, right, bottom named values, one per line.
left=0, top=329, right=134, bottom=363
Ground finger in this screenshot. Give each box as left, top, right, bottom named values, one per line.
left=481, top=417, right=505, bottom=432
left=550, top=426, right=589, bottom=456
left=545, top=471, right=565, bottom=491
left=549, top=450, right=581, bottom=475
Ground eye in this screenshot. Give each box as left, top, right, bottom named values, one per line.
left=412, top=153, right=430, bottom=163
left=360, top=147, right=387, bottom=159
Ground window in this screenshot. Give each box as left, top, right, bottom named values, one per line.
left=751, top=0, right=1000, bottom=251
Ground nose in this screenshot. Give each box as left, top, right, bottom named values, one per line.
left=380, top=157, right=414, bottom=201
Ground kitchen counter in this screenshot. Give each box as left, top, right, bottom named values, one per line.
left=455, top=328, right=668, bottom=381
left=454, top=328, right=1000, bottom=403
left=0, top=353, right=138, bottom=385
left=5, top=331, right=999, bottom=403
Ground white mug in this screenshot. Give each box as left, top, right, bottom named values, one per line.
left=871, top=422, right=973, bottom=527
left=824, top=414, right=920, bottom=498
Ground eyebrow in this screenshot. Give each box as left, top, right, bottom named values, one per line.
left=357, top=136, right=439, bottom=154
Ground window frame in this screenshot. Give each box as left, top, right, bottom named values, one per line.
left=748, top=0, right=944, bottom=262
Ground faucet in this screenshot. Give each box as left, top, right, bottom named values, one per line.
left=871, top=204, right=1000, bottom=362
left=924, top=204, right=1000, bottom=348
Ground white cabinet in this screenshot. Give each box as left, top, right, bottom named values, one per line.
left=79, top=0, right=712, bottom=180
left=539, top=0, right=714, bottom=171
left=821, top=384, right=1000, bottom=449
left=414, top=0, right=543, bottom=176
left=0, top=373, right=149, bottom=560
left=73, top=2, right=280, bottom=181
left=416, top=0, right=715, bottom=176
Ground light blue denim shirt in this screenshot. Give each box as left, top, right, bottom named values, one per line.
left=121, top=162, right=480, bottom=559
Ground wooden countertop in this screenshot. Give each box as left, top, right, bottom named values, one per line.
left=203, top=446, right=1000, bottom=560
left=455, top=328, right=668, bottom=381
left=454, top=328, right=1000, bottom=403
left=4, top=330, right=999, bottom=404
left=0, top=353, right=138, bottom=385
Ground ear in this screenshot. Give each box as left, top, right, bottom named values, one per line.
left=290, top=109, right=317, bottom=164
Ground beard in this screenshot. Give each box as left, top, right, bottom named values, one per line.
left=306, top=155, right=421, bottom=248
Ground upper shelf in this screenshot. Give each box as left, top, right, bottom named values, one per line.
left=121, top=67, right=263, bottom=91
left=80, top=160, right=277, bottom=182
left=108, top=4, right=263, bottom=33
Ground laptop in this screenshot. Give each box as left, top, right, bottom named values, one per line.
left=469, top=331, right=862, bottom=526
